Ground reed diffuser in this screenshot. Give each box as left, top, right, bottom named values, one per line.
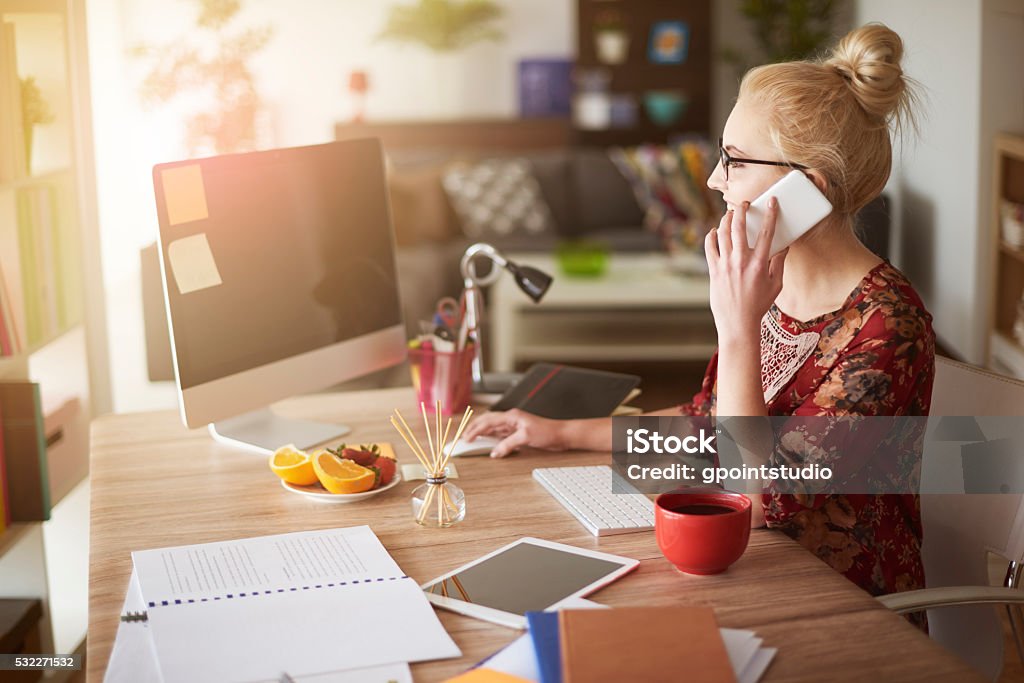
left=391, top=401, right=472, bottom=527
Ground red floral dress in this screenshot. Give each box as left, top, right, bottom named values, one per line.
left=680, top=261, right=935, bottom=606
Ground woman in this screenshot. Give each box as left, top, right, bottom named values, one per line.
left=465, top=23, right=934, bottom=602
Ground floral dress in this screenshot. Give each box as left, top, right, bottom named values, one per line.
left=680, top=261, right=935, bottom=606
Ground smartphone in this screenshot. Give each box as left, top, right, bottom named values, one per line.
left=744, top=170, right=833, bottom=255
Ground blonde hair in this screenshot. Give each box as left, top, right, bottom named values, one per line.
left=738, top=23, right=918, bottom=220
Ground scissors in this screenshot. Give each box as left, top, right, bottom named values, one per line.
left=434, top=295, right=465, bottom=332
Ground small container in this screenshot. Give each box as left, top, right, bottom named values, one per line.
left=1001, top=199, right=1024, bottom=249
left=643, top=90, right=689, bottom=127
left=556, top=241, right=609, bottom=277
left=594, top=30, right=630, bottom=65
left=408, top=345, right=474, bottom=416
left=411, top=476, right=466, bottom=527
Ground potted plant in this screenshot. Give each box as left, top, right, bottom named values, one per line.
left=20, top=77, right=54, bottom=174
left=721, top=0, right=840, bottom=73
left=592, top=9, right=629, bottom=65
left=377, top=0, right=504, bottom=118
left=131, top=0, right=273, bottom=155
left=377, top=0, right=503, bottom=51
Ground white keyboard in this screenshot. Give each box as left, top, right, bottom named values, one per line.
left=532, top=466, right=655, bottom=537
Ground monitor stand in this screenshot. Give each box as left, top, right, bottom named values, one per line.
left=209, top=408, right=351, bottom=455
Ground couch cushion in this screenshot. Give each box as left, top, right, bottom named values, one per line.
left=527, top=151, right=573, bottom=234
left=570, top=149, right=645, bottom=234
left=387, top=161, right=461, bottom=247
left=443, top=158, right=557, bottom=240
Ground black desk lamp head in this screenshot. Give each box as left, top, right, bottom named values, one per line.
left=460, top=243, right=554, bottom=388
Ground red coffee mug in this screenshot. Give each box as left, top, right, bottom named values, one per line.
left=654, top=489, right=752, bottom=575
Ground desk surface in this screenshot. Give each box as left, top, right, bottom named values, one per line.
left=88, top=388, right=983, bottom=682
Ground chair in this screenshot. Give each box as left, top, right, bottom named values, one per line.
left=877, top=356, right=1024, bottom=680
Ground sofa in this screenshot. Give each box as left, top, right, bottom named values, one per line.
left=387, top=146, right=660, bottom=339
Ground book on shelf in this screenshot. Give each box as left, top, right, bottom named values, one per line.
left=0, top=21, right=26, bottom=182
left=0, top=262, right=15, bottom=356
left=0, top=381, right=50, bottom=522
left=14, top=183, right=77, bottom=350
left=0, top=398, right=8, bottom=534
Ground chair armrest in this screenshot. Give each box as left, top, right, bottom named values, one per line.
left=879, top=586, right=1024, bottom=614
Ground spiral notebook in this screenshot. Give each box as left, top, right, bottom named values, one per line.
left=124, top=525, right=459, bottom=683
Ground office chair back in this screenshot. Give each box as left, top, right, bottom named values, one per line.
left=923, top=356, right=1024, bottom=680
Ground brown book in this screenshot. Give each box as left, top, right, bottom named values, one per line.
left=559, top=606, right=736, bottom=683
left=0, top=382, right=50, bottom=521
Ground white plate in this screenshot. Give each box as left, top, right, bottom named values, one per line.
left=280, top=471, right=402, bottom=503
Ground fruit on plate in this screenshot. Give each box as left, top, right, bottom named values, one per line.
left=311, top=450, right=376, bottom=494
left=327, top=443, right=398, bottom=487
left=268, top=445, right=318, bottom=486
left=371, top=456, right=397, bottom=487
left=337, top=447, right=377, bottom=468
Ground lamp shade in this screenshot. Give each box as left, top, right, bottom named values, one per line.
left=507, top=263, right=552, bottom=303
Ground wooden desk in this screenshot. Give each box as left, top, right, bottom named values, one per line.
left=88, top=388, right=983, bottom=682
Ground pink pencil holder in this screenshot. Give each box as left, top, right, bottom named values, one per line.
left=408, top=345, right=474, bottom=416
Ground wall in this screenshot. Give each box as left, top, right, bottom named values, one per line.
left=87, top=0, right=575, bottom=413
left=855, top=0, right=1024, bottom=364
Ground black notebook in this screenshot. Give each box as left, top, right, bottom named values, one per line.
left=491, top=363, right=641, bottom=419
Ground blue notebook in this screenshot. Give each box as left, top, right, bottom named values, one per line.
left=526, top=611, right=562, bottom=683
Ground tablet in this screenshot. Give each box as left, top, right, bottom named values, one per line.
left=421, top=538, right=639, bottom=628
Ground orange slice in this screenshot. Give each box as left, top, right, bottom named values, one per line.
left=269, top=445, right=318, bottom=486
left=312, top=450, right=376, bottom=494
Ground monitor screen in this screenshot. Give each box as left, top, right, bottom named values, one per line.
left=154, top=140, right=402, bottom=391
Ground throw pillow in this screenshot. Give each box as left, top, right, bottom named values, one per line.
left=442, top=158, right=556, bottom=239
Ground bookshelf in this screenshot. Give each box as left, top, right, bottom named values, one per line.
left=0, top=0, right=106, bottom=669
left=988, top=134, right=1024, bottom=379
left=573, top=0, right=712, bottom=146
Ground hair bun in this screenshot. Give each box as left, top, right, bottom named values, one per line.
left=825, top=23, right=910, bottom=124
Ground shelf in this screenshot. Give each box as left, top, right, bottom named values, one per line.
left=1000, top=241, right=1024, bottom=266
left=516, top=342, right=717, bottom=363
left=0, top=354, right=29, bottom=380
left=0, top=323, right=83, bottom=376
left=0, top=523, right=32, bottom=559
left=0, top=166, right=73, bottom=191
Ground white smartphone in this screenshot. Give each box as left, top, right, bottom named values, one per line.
left=744, top=170, right=833, bottom=255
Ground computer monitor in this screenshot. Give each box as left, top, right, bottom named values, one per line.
left=152, top=138, right=406, bottom=453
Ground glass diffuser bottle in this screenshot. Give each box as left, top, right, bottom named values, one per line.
left=391, top=402, right=473, bottom=529
left=411, top=476, right=465, bottom=528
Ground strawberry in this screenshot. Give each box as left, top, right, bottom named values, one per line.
left=328, top=444, right=377, bottom=467
left=344, top=448, right=378, bottom=467
left=373, top=456, right=396, bottom=486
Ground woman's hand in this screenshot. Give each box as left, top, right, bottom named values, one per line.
left=705, top=197, right=788, bottom=344
left=461, top=409, right=571, bottom=458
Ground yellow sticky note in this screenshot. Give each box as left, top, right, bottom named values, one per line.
left=167, top=233, right=222, bottom=294
left=161, top=164, right=209, bottom=226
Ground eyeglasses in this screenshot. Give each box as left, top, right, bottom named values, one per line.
left=718, top=137, right=807, bottom=182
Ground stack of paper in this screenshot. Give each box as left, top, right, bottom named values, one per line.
left=108, top=525, right=459, bottom=683
left=459, top=601, right=775, bottom=683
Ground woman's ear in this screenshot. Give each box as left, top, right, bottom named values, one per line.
left=806, top=170, right=829, bottom=195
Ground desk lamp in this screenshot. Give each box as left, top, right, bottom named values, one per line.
left=460, top=243, right=553, bottom=392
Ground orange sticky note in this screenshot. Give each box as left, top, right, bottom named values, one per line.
left=161, top=164, right=209, bottom=226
